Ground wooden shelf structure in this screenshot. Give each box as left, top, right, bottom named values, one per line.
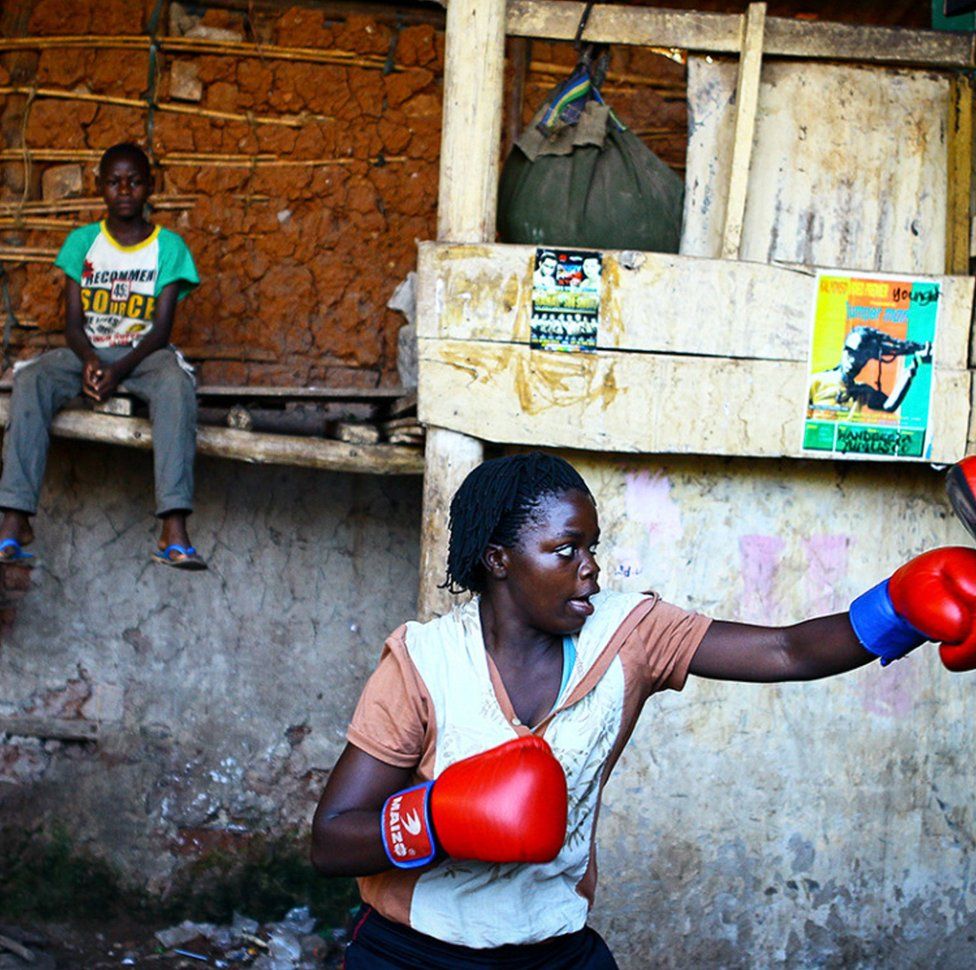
left=0, top=394, right=425, bottom=476
left=415, top=0, right=976, bottom=616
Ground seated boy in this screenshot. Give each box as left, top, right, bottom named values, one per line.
left=0, top=142, right=206, bottom=570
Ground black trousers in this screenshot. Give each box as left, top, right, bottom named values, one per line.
left=343, top=905, right=620, bottom=970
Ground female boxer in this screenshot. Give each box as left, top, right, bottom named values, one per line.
left=311, top=452, right=975, bottom=968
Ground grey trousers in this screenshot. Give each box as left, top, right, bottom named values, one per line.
left=0, top=346, right=197, bottom=517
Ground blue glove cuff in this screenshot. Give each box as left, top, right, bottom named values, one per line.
left=849, top=579, right=927, bottom=666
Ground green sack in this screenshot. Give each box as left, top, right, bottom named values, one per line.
left=497, top=62, right=684, bottom=253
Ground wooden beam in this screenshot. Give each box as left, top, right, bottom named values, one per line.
left=505, top=36, right=531, bottom=157
left=505, top=1, right=974, bottom=68
left=437, top=0, right=507, bottom=242
left=418, top=338, right=971, bottom=463
left=415, top=242, right=975, bottom=371
left=0, top=399, right=425, bottom=475
left=417, top=428, right=483, bottom=619
left=418, top=0, right=498, bottom=618
left=194, top=385, right=407, bottom=400
left=721, top=3, right=766, bottom=261
left=947, top=72, right=973, bottom=276
left=0, top=715, right=99, bottom=741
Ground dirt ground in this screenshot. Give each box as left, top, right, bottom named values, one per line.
left=0, top=917, right=347, bottom=969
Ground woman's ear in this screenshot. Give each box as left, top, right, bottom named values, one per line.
left=482, top=543, right=508, bottom=581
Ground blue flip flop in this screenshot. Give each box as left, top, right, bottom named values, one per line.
left=152, top=543, right=207, bottom=571
left=0, top=537, right=36, bottom=568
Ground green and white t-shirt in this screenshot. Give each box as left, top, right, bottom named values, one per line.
left=55, top=221, right=199, bottom=349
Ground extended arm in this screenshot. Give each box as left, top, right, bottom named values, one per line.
left=847, top=355, right=920, bottom=414
left=690, top=547, right=976, bottom=683
left=88, top=281, right=180, bottom=400
left=689, top=613, right=872, bottom=682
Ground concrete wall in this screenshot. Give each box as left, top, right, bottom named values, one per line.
left=0, top=439, right=423, bottom=894
left=2, top=444, right=974, bottom=966
left=576, top=453, right=976, bottom=967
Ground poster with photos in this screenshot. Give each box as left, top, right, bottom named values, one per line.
left=530, top=248, right=601, bottom=352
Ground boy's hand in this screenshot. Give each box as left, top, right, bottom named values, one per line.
left=88, top=361, right=123, bottom=402
left=81, top=358, right=103, bottom=400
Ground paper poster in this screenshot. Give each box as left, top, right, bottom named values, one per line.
left=803, top=272, right=939, bottom=459
left=530, top=248, right=601, bottom=352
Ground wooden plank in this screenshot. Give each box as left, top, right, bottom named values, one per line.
left=507, top=2, right=756, bottom=53
left=762, top=16, right=973, bottom=67
left=0, top=932, right=34, bottom=963
left=505, top=36, right=530, bottom=157
left=505, top=1, right=973, bottom=68
left=92, top=396, right=133, bottom=416
left=418, top=338, right=970, bottom=463
left=418, top=428, right=483, bottom=620
left=0, top=381, right=406, bottom=400
left=0, top=715, right=99, bottom=741
left=947, top=73, right=974, bottom=276
left=682, top=59, right=950, bottom=276
left=416, top=242, right=975, bottom=370
left=437, top=0, right=507, bottom=242
left=418, top=0, right=496, bottom=617
left=721, top=3, right=766, bottom=261
left=0, top=399, right=425, bottom=475
left=389, top=390, right=418, bottom=416
left=967, top=372, right=976, bottom=454
left=194, top=385, right=406, bottom=400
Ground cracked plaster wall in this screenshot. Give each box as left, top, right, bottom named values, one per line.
left=0, top=439, right=422, bottom=893
left=576, top=454, right=976, bottom=968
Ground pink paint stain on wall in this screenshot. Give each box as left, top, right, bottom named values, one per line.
left=739, top=535, right=786, bottom=623
left=624, top=470, right=683, bottom=548
left=860, top=657, right=917, bottom=719
left=803, top=534, right=852, bottom=616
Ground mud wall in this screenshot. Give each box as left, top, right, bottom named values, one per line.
left=1, top=0, right=447, bottom=386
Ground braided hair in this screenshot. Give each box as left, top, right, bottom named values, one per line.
left=443, top=452, right=591, bottom=594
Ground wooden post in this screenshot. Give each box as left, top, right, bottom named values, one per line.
left=436, top=0, right=507, bottom=242
left=505, top=37, right=531, bottom=157
left=947, top=71, right=973, bottom=276
left=418, top=0, right=506, bottom=617
left=721, top=2, right=766, bottom=260
left=418, top=428, right=485, bottom=618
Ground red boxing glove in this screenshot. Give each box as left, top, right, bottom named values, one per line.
left=889, top=547, right=976, bottom=672
left=381, top=736, right=567, bottom=869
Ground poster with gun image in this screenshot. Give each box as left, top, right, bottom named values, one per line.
left=804, top=273, right=938, bottom=459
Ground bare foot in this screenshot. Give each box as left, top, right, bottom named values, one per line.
left=0, top=509, right=36, bottom=566
left=0, top=509, right=34, bottom=546
left=154, top=510, right=206, bottom=570
left=159, top=509, right=192, bottom=550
